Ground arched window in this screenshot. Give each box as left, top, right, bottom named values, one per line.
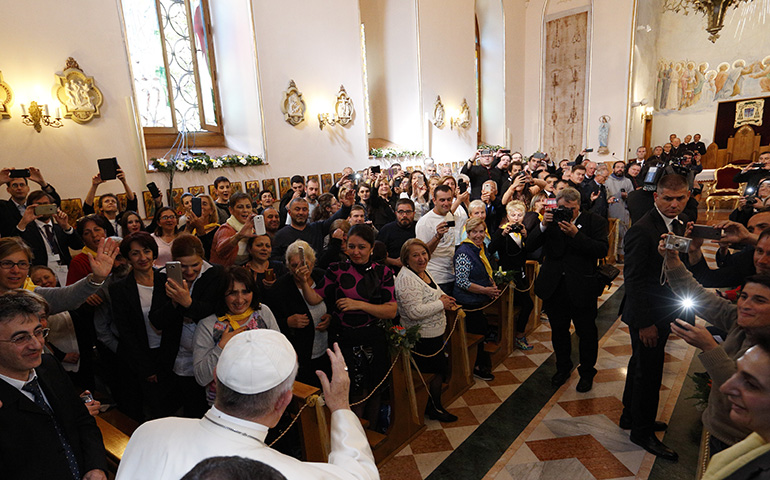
left=121, top=0, right=222, bottom=146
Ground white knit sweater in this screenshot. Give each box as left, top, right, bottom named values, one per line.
left=394, top=267, right=447, bottom=338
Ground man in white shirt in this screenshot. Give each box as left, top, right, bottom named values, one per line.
left=415, top=185, right=455, bottom=293
left=116, top=330, right=377, bottom=480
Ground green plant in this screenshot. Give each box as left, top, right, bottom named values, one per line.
left=150, top=154, right=264, bottom=173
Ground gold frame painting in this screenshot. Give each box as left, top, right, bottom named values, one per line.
left=142, top=191, right=157, bottom=220
left=321, top=173, right=333, bottom=193
left=60, top=198, right=83, bottom=228
left=188, top=185, right=205, bottom=195
left=208, top=185, right=216, bottom=197
left=230, top=182, right=243, bottom=194
left=262, top=179, right=277, bottom=199
left=167, top=188, right=184, bottom=213
left=0, top=71, right=12, bottom=119
left=245, top=180, right=260, bottom=200
left=278, top=177, right=291, bottom=198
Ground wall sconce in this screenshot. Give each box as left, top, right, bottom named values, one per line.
left=319, top=85, right=354, bottom=130
left=21, top=102, right=63, bottom=132
left=450, top=99, right=471, bottom=130
left=0, top=71, right=12, bottom=119
left=643, top=106, right=654, bottom=121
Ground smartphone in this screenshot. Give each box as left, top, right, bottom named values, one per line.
left=483, top=183, right=492, bottom=193
left=166, top=261, right=183, bottom=285
left=265, top=268, right=276, bottom=282
left=253, top=215, right=266, bottom=235
left=97, top=157, right=119, bottom=181
left=416, top=176, right=424, bottom=186
left=298, top=246, right=306, bottom=266
left=370, top=165, right=381, bottom=174
left=80, top=392, right=94, bottom=404
left=585, top=148, right=594, bottom=153
left=34, top=204, right=57, bottom=216
left=458, top=179, right=468, bottom=194
left=147, top=182, right=161, bottom=199
left=445, top=213, right=455, bottom=228
left=9, top=168, right=30, bottom=178
left=691, top=224, right=723, bottom=240
left=191, top=196, right=202, bottom=217
left=500, top=149, right=511, bottom=154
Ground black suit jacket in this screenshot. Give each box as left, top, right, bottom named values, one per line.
left=18, top=221, right=84, bottom=266
left=0, top=186, right=62, bottom=238
left=527, top=211, right=609, bottom=307
left=622, top=209, right=688, bottom=329
left=0, top=354, right=107, bottom=479
left=110, top=270, right=176, bottom=379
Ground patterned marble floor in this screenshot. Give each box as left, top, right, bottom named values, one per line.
left=380, top=239, right=722, bottom=480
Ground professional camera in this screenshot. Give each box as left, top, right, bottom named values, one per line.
left=552, top=205, right=573, bottom=223
left=668, top=156, right=691, bottom=176
left=664, top=234, right=691, bottom=253
left=509, top=223, right=523, bottom=233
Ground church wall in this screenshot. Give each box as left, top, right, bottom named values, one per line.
left=1, top=0, right=149, bottom=204
left=359, top=0, right=423, bottom=150
left=627, top=0, right=661, bottom=156
left=502, top=0, right=527, bottom=153
left=418, top=0, right=478, bottom=165
left=648, top=5, right=770, bottom=147
left=477, top=0, right=506, bottom=147
left=520, top=0, right=634, bottom=162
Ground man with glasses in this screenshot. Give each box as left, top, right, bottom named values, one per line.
left=377, top=198, right=417, bottom=269
left=0, top=289, right=108, bottom=479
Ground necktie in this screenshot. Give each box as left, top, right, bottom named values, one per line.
left=671, top=218, right=684, bottom=236
left=43, top=225, right=61, bottom=255
left=22, top=378, right=81, bottom=479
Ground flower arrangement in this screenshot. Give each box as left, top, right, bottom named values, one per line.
left=369, top=148, right=424, bottom=159
left=493, top=267, right=519, bottom=286
left=380, top=319, right=421, bottom=355
left=686, top=371, right=712, bottom=411
left=477, top=143, right=504, bottom=152
left=150, top=154, right=264, bottom=173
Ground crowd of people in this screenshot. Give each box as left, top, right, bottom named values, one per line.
left=2, top=131, right=770, bottom=479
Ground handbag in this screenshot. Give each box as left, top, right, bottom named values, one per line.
left=597, top=263, right=620, bottom=287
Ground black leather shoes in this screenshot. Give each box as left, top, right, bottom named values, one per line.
left=619, top=416, right=668, bottom=431
left=576, top=376, right=594, bottom=393
left=551, top=371, right=570, bottom=387
left=630, top=434, right=678, bottom=461
left=425, top=403, right=459, bottom=423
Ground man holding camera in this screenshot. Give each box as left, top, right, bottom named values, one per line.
left=0, top=167, right=63, bottom=238
left=621, top=173, right=691, bottom=461
left=734, top=151, right=770, bottom=192
left=527, top=187, right=608, bottom=392
left=461, top=150, right=502, bottom=200
left=729, top=178, right=770, bottom=226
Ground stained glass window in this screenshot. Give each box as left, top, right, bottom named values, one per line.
left=122, top=0, right=220, bottom=133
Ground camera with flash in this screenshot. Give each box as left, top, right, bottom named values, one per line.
left=664, top=234, right=691, bottom=253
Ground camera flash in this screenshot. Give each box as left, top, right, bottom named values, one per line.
left=681, top=297, right=694, bottom=309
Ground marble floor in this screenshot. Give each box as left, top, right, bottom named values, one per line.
left=379, top=238, right=723, bottom=480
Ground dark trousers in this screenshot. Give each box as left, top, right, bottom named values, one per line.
left=439, top=282, right=455, bottom=295
left=543, top=278, right=598, bottom=378
left=621, top=323, right=670, bottom=436
left=465, top=309, right=491, bottom=371
left=513, top=287, right=534, bottom=334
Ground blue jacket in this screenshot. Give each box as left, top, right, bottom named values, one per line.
left=452, top=242, right=494, bottom=307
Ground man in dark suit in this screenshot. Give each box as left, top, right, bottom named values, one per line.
left=689, top=133, right=707, bottom=155
left=0, top=167, right=63, bottom=238
left=15, top=191, right=84, bottom=283
left=0, top=289, right=107, bottom=479
left=621, top=174, right=691, bottom=461
left=527, top=187, right=609, bottom=392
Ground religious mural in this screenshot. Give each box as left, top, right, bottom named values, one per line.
left=655, top=55, right=770, bottom=114
left=543, top=12, right=588, bottom=162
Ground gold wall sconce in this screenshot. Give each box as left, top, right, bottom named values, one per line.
left=21, top=101, right=63, bottom=132
left=643, top=106, right=654, bottom=121
left=319, top=85, right=354, bottom=130
left=0, top=72, right=12, bottom=119
left=450, top=98, right=471, bottom=130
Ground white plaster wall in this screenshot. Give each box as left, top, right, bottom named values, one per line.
left=627, top=0, right=660, bottom=156
left=250, top=0, right=369, bottom=174
left=502, top=0, right=527, bottom=153
left=476, top=0, right=506, bottom=146
left=0, top=0, right=147, bottom=202
left=360, top=0, right=422, bottom=149
left=418, top=0, right=478, bottom=164
left=520, top=0, right=634, bottom=161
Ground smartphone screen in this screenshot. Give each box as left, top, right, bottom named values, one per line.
left=690, top=225, right=723, bottom=240
left=98, top=157, right=119, bottom=181
left=9, top=169, right=30, bottom=178
left=644, top=166, right=659, bottom=184
left=191, top=196, right=202, bottom=217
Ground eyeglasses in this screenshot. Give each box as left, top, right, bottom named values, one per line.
left=0, top=260, right=31, bottom=270
left=396, top=210, right=414, bottom=215
left=160, top=215, right=177, bottom=221
left=0, top=327, right=49, bottom=346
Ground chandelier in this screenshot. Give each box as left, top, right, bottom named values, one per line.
left=662, top=0, right=754, bottom=42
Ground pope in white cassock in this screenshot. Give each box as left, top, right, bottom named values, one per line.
left=116, top=329, right=378, bottom=480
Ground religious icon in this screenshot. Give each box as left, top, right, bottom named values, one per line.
left=188, top=185, right=205, bottom=195
left=321, top=174, right=333, bottom=193
left=278, top=177, right=291, bottom=197
left=281, top=80, right=306, bottom=126
left=54, top=57, right=103, bottom=123
left=262, top=179, right=277, bottom=198
left=60, top=199, right=83, bottom=229
left=245, top=181, right=260, bottom=200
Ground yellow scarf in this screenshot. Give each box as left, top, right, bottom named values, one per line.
left=217, top=308, right=255, bottom=331
left=703, top=432, right=770, bottom=480
left=23, top=277, right=36, bottom=291
left=82, top=246, right=98, bottom=258
left=461, top=238, right=493, bottom=279
left=192, top=223, right=220, bottom=235
left=538, top=213, right=544, bottom=223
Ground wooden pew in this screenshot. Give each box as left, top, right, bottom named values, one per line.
left=290, top=382, right=328, bottom=462
left=524, top=260, right=542, bottom=334
left=95, top=415, right=131, bottom=475
left=443, top=309, right=477, bottom=405
left=482, top=282, right=515, bottom=367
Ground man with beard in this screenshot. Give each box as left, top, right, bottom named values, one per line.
left=271, top=191, right=354, bottom=261
left=377, top=199, right=416, bottom=269
left=279, top=176, right=307, bottom=226
left=605, top=161, right=634, bottom=262
left=305, top=178, right=320, bottom=218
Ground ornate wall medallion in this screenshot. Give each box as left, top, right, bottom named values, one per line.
left=335, top=85, right=354, bottom=126
left=54, top=57, right=103, bottom=124
left=0, top=71, right=12, bottom=119
left=281, top=80, right=306, bottom=126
